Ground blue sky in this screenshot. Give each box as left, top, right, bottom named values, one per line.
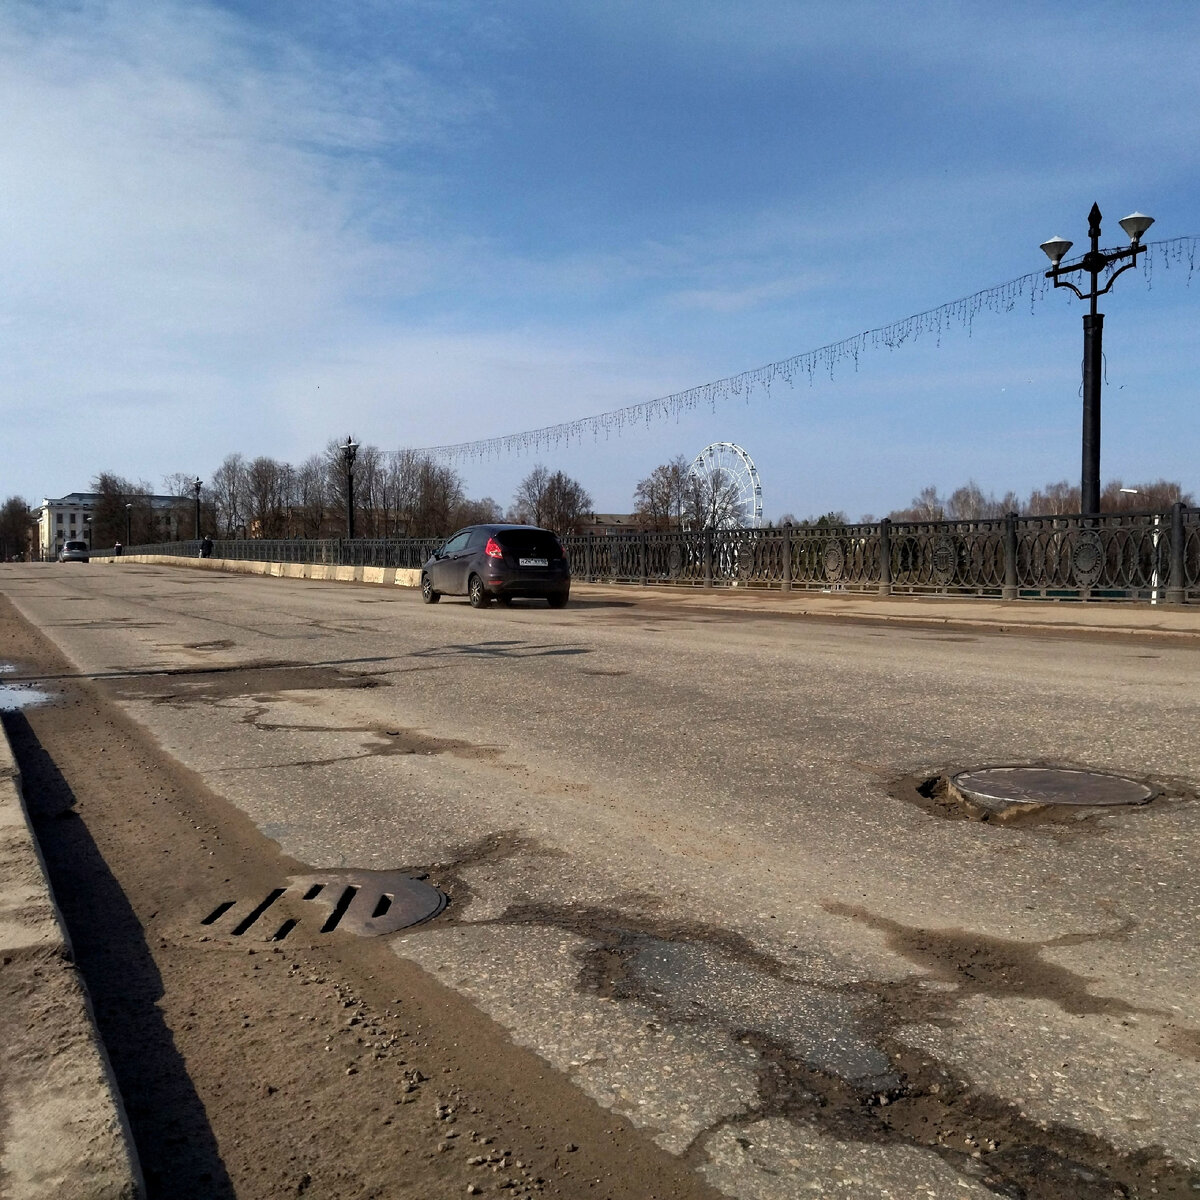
left=2, top=0, right=1197, bottom=520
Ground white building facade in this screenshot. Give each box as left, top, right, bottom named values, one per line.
left=36, top=492, right=182, bottom=559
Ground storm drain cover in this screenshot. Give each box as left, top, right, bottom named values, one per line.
left=201, top=869, right=446, bottom=941
left=952, top=767, right=1153, bottom=810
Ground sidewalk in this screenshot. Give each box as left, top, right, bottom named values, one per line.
left=576, top=582, right=1200, bottom=641
left=0, top=723, right=142, bottom=1199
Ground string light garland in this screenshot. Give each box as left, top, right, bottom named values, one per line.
left=411, top=236, right=1197, bottom=464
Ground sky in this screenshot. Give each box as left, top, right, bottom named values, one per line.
left=2, top=0, right=1198, bottom=521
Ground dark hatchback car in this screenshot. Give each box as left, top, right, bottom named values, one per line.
left=421, top=524, right=570, bottom=608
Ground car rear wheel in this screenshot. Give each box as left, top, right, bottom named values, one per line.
left=547, top=592, right=569, bottom=609
left=468, top=574, right=491, bottom=608
left=420, top=573, right=440, bottom=604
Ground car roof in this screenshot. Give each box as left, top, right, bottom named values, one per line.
left=454, top=523, right=554, bottom=535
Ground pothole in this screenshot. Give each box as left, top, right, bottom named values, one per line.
left=894, top=768, right=1189, bottom=826
left=200, top=869, right=446, bottom=941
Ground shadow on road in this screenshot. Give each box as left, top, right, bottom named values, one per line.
left=3, top=710, right=235, bottom=1200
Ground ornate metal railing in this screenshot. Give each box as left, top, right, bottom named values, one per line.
left=94, top=505, right=1198, bottom=603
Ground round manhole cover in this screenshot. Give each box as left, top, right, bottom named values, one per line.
left=952, top=767, right=1153, bottom=808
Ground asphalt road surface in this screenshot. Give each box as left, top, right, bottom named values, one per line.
left=3, top=562, right=1200, bottom=1199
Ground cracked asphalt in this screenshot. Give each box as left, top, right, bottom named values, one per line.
left=3, top=562, right=1200, bottom=1199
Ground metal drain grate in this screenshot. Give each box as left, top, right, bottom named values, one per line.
left=201, top=869, right=446, bottom=941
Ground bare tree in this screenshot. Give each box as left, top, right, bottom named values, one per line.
left=888, top=485, right=945, bottom=523
left=161, top=471, right=200, bottom=539
left=355, top=445, right=385, bottom=537
left=452, top=496, right=503, bottom=527
left=294, top=455, right=329, bottom=537
left=0, top=495, right=32, bottom=560
left=323, top=438, right=359, bottom=536
left=633, top=456, right=690, bottom=530
left=410, top=457, right=466, bottom=537
left=1026, top=480, right=1079, bottom=516
left=945, top=482, right=990, bottom=521
left=510, top=467, right=592, bottom=533
left=1100, top=478, right=1194, bottom=512
left=246, top=456, right=288, bottom=538
left=682, top=466, right=746, bottom=529
left=89, top=472, right=155, bottom=545
left=210, top=454, right=248, bottom=536
left=509, top=465, right=552, bottom=526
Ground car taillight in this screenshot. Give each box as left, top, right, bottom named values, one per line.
left=484, top=537, right=504, bottom=559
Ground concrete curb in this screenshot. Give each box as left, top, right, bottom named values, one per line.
left=0, top=725, right=143, bottom=1199
left=94, top=553, right=421, bottom=590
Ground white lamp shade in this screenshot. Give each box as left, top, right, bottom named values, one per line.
left=1118, top=212, right=1154, bottom=242
left=1039, top=236, right=1073, bottom=264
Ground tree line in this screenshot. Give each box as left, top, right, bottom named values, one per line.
left=87, top=443, right=596, bottom=544
left=1, top=451, right=1192, bottom=559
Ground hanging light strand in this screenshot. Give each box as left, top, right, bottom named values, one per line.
left=413, top=236, right=1197, bottom=464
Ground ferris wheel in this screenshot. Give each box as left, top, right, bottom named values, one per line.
left=688, top=442, right=763, bottom=528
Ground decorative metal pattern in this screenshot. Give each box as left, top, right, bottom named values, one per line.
left=823, top=540, right=845, bottom=583
left=102, top=506, right=1200, bottom=605
left=1070, top=529, right=1104, bottom=588
left=931, top=536, right=957, bottom=586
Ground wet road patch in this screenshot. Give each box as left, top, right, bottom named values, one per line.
left=0, top=663, right=52, bottom=711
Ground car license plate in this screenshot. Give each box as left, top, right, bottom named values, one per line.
left=519, top=557, right=548, bottom=567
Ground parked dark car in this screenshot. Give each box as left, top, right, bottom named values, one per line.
left=421, top=524, right=570, bottom=608
left=58, top=539, right=90, bottom=563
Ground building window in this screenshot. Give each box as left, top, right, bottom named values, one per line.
left=56, top=513, right=63, bottom=525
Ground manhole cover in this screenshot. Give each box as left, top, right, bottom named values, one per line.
left=201, top=869, right=446, bottom=941
left=952, top=767, right=1153, bottom=809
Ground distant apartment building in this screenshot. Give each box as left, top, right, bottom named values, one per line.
left=580, top=513, right=639, bottom=535
left=35, top=492, right=183, bottom=559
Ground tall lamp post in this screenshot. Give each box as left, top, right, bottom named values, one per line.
left=1039, top=204, right=1154, bottom=517
left=341, top=436, right=358, bottom=539
left=125, top=502, right=132, bottom=547
left=192, top=477, right=203, bottom=539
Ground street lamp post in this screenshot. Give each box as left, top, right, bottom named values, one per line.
left=125, top=502, right=132, bottom=546
left=341, top=435, right=359, bottom=539
left=193, top=477, right=203, bottom=539
left=1039, top=204, right=1154, bottom=517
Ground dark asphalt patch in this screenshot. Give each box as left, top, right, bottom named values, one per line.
left=440, top=898, right=1200, bottom=1199
left=105, top=663, right=394, bottom=706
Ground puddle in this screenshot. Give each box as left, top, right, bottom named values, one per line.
left=0, top=682, right=52, bottom=712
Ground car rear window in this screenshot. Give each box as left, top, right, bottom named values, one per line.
left=496, top=530, right=563, bottom=557
left=65, top=541, right=88, bottom=551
